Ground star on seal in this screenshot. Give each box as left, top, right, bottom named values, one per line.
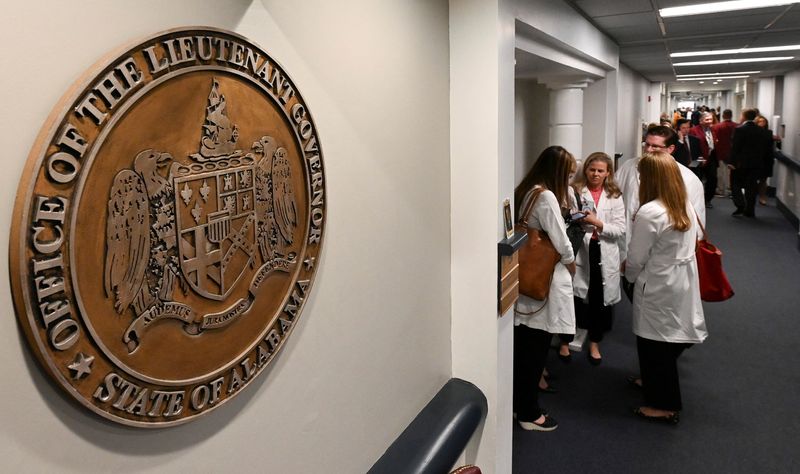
left=68, top=353, right=95, bottom=380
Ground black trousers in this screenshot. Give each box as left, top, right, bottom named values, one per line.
left=636, top=337, right=691, bottom=411
left=693, top=154, right=718, bottom=203
left=731, top=168, right=759, bottom=216
left=514, top=325, right=551, bottom=421
left=575, top=240, right=613, bottom=343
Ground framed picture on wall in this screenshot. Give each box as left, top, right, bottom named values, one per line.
left=503, top=198, right=514, bottom=239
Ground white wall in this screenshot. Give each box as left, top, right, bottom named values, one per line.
left=515, top=79, right=551, bottom=176
left=514, top=0, right=618, bottom=70
left=583, top=74, right=619, bottom=158
left=0, top=1, right=453, bottom=472
left=782, top=68, right=800, bottom=159
left=450, top=1, right=516, bottom=471
left=615, top=63, right=652, bottom=166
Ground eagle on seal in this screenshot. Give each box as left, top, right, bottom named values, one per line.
left=104, top=149, right=184, bottom=316
left=252, top=136, right=298, bottom=261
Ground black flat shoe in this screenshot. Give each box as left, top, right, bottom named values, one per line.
left=632, top=407, right=679, bottom=425
left=588, top=354, right=602, bottom=366
left=626, top=375, right=642, bottom=389
left=557, top=353, right=572, bottom=364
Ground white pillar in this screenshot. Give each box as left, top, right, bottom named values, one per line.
left=757, top=77, right=777, bottom=119
left=546, top=80, right=591, bottom=160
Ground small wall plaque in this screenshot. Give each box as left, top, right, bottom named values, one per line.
left=503, top=198, right=514, bottom=240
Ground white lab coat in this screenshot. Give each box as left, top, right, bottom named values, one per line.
left=616, top=157, right=705, bottom=262
left=514, top=187, right=576, bottom=334
left=572, top=187, right=626, bottom=306
left=624, top=200, right=708, bottom=343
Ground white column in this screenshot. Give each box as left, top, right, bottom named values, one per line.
left=546, top=80, right=591, bottom=160
left=757, top=77, right=776, bottom=119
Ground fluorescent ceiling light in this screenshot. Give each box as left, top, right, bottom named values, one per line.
left=699, top=81, right=705, bottom=84
left=674, top=56, right=794, bottom=66
left=676, top=71, right=760, bottom=77
left=672, top=45, right=800, bottom=58
left=676, top=75, right=750, bottom=81
left=660, top=1, right=800, bottom=18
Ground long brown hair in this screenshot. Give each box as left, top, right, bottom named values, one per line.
left=515, top=146, right=576, bottom=215
left=638, top=152, right=691, bottom=232
left=571, top=152, right=621, bottom=198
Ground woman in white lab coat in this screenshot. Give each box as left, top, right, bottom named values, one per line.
left=558, top=152, right=626, bottom=365
left=624, top=151, right=707, bottom=424
left=513, top=146, right=577, bottom=432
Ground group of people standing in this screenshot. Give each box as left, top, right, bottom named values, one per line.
left=669, top=107, right=778, bottom=217
left=513, top=125, right=708, bottom=432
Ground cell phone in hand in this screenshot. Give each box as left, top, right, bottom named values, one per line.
left=571, top=212, right=587, bottom=221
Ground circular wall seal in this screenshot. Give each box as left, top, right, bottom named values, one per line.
left=9, top=27, right=326, bottom=427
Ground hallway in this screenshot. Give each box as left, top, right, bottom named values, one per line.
left=513, top=197, right=800, bottom=473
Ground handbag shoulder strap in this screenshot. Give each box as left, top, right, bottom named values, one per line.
left=518, top=187, right=545, bottom=226
left=693, top=208, right=708, bottom=240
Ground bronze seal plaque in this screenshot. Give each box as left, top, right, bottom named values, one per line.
left=9, top=28, right=325, bottom=427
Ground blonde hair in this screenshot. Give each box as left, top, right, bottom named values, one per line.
left=571, top=152, right=621, bottom=198
left=638, top=152, right=691, bottom=232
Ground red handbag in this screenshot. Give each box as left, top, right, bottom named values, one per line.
left=694, top=213, right=734, bottom=302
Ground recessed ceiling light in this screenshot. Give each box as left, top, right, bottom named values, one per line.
left=671, top=45, right=800, bottom=57
left=674, top=57, right=794, bottom=66
left=660, top=1, right=800, bottom=18
left=676, top=71, right=760, bottom=77
left=699, top=81, right=705, bottom=84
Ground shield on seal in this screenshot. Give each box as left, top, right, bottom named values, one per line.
left=174, top=163, right=257, bottom=300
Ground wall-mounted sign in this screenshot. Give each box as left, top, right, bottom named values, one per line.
left=9, top=27, right=326, bottom=427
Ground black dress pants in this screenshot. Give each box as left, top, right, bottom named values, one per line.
left=693, top=154, right=718, bottom=203
left=575, top=240, right=613, bottom=343
left=702, top=154, right=718, bottom=203
left=514, top=325, right=551, bottom=421
left=731, top=167, right=758, bottom=216
left=636, top=336, right=691, bottom=411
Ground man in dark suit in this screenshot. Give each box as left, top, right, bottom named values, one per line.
left=712, top=109, right=738, bottom=196
left=729, top=108, right=772, bottom=217
left=689, top=112, right=718, bottom=207
left=691, top=108, right=701, bottom=126
left=672, top=118, right=702, bottom=167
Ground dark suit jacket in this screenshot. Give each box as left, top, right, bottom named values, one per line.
left=712, top=119, right=738, bottom=163
left=688, top=124, right=716, bottom=160
left=730, top=121, right=772, bottom=170
left=672, top=135, right=702, bottom=166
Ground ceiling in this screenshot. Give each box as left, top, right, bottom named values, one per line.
left=566, top=0, right=800, bottom=94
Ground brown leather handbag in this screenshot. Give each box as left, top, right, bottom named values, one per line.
left=516, top=188, right=560, bottom=302
left=450, top=466, right=482, bottom=474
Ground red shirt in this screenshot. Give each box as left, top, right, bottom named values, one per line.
left=712, top=120, right=738, bottom=162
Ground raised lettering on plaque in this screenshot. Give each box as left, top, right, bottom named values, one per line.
left=10, top=27, right=326, bottom=427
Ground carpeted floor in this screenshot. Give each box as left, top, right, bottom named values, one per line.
left=512, top=195, right=800, bottom=474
